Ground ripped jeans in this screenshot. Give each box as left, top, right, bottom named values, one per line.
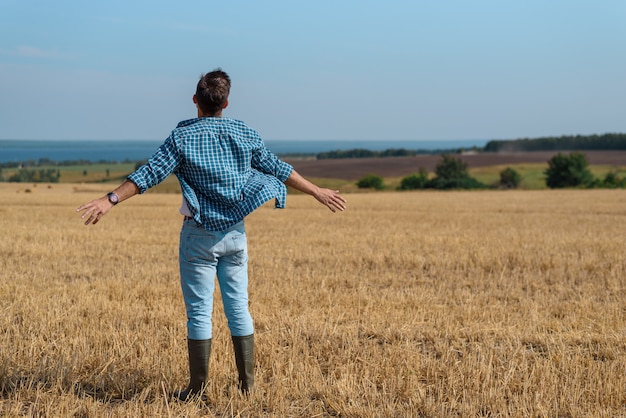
left=179, top=219, right=253, bottom=340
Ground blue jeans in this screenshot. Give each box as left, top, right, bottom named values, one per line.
left=179, top=219, right=253, bottom=340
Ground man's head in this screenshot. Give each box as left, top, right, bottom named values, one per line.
left=194, top=69, right=231, bottom=116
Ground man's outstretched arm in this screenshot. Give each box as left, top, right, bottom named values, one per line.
left=284, top=170, right=347, bottom=213
left=76, top=180, right=139, bottom=225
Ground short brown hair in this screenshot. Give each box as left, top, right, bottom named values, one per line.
left=195, top=69, right=231, bottom=115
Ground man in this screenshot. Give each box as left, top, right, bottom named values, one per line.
left=76, top=69, right=346, bottom=400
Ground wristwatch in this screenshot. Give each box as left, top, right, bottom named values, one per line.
left=107, top=192, right=119, bottom=205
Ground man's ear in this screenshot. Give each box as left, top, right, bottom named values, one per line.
left=223, top=99, right=229, bottom=110
left=193, top=95, right=198, bottom=104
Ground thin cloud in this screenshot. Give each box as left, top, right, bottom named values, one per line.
left=15, top=45, right=59, bottom=58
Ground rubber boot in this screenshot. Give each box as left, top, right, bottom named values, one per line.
left=175, top=338, right=211, bottom=401
left=232, top=334, right=254, bottom=393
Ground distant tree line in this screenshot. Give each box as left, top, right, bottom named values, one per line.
left=319, top=133, right=626, bottom=159
left=317, top=148, right=417, bottom=159
left=357, top=152, right=625, bottom=191
left=316, top=147, right=480, bottom=159
left=5, top=168, right=61, bottom=183
left=0, top=157, right=140, bottom=183
left=0, top=157, right=138, bottom=169
left=484, top=133, right=626, bottom=152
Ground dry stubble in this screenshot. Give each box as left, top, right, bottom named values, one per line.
left=0, top=183, right=625, bottom=417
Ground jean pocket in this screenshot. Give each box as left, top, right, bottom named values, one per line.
left=229, top=230, right=248, bottom=266
left=183, top=233, right=220, bottom=265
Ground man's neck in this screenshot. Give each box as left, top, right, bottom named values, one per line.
left=197, top=110, right=222, bottom=118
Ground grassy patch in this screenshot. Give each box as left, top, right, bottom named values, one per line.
left=469, top=163, right=549, bottom=189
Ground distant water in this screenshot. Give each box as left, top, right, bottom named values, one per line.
left=0, top=139, right=487, bottom=163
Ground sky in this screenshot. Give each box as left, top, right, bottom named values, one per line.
left=1, top=0, right=625, bottom=142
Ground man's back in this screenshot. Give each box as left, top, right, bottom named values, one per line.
left=129, top=117, right=293, bottom=231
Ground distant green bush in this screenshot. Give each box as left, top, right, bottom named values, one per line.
left=397, top=155, right=487, bottom=190
left=544, top=152, right=593, bottom=188
left=434, top=154, right=469, bottom=180
left=427, top=155, right=486, bottom=190
left=399, top=168, right=429, bottom=190
left=600, top=171, right=626, bottom=189
left=357, top=174, right=385, bottom=190
left=499, top=167, right=522, bottom=189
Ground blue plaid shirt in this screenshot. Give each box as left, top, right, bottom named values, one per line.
left=128, top=117, right=293, bottom=231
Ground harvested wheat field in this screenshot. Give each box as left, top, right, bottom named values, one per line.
left=0, top=183, right=625, bottom=417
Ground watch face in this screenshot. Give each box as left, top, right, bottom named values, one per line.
left=108, top=192, right=119, bottom=204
